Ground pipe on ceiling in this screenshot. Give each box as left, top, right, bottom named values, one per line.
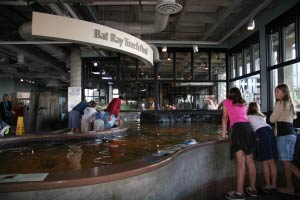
left=149, top=44, right=161, bottom=63
left=100, top=0, right=181, bottom=35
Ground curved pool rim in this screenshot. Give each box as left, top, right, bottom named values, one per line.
left=0, top=130, right=227, bottom=193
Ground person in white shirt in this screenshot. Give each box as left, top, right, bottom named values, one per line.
left=81, top=101, right=97, bottom=133
left=248, top=102, right=277, bottom=193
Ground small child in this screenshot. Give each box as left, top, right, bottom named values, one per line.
left=270, top=83, right=299, bottom=195
left=247, top=102, right=277, bottom=193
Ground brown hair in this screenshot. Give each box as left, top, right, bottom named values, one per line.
left=247, top=102, right=265, bottom=117
left=275, top=83, right=296, bottom=116
left=227, top=87, right=246, bottom=105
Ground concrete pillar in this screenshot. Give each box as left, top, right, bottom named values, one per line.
left=70, top=48, right=81, bottom=87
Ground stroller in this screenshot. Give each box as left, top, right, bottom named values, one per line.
left=0, top=119, right=10, bottom=137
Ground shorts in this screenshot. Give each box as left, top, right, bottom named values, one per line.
left=277, top=134, right=296, bottom=161
left=230, top=122, right=256, bottom=160
left=256, top=126, right=277, bottom=161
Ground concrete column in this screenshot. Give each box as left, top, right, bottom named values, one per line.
left=70, top=48, right=81, bottom=87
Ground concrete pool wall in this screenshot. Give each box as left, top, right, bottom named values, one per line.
left=0, top=141, right=240, bottom=200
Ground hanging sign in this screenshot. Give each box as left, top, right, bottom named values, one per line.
left=32, top=12, right=153, bottom=66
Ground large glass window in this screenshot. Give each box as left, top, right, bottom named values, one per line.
left=211, top=52, right=226, bottom=80
left=230, top=74, right=261, bottom=104
left=253, top=42, right=260, bottom=71
left=237, top=52, right=243, bottom=76
left=283, top=23, right=296, bottom=61
left=193, top=52, right=209, bottom=80
left=230, top=54, right=236, bottom=78
left=270, top=62, right=300, bottom=111
left=176, top=52, right=191, bottom=80
left=269, top=31, right=280, bottom=66
left=245, top=46, right=251, bottom=74
left=159, top=52, right=174, bottom=80
left=120, top=56, right=136, bottom=80
left=138, top=64, right=154, bottom=80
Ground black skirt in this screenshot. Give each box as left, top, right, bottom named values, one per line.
left=230, top=122, right=256, bottom=160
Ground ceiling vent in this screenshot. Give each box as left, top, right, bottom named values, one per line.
left=156, top=0, right=182, bottom=15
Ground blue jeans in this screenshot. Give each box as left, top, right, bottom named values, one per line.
left=277, top=134, right=296, bottom=161
left=102, top=112, right=116, bottom=129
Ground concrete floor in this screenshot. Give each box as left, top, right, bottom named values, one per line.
left=251, top=193, right=299, bottom=200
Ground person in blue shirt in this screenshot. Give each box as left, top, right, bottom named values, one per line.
left=0, top=94, right=14, bottom=126
left=68, top=101, right=92, bottom=133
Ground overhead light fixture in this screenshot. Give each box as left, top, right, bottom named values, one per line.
left=162, top=45, right=167, bottom=52
left=247, top=19, right=255, bottom=31
left=167, top=53, right=172, bottom=61
left=93, top=62, right=98, bottom=67
left=193, top=45, right=198, bottom=53
left=20, top=78, right=23, bottom=82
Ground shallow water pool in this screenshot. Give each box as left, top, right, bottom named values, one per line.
left=0, top=122, right=222, bottom=174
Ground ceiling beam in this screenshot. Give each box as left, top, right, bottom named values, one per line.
left=201, top=0, right=242, bottom=40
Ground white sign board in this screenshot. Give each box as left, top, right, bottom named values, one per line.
left=68, top=87, right=81, bottom=112
left=32, top=12, right=153, bottom=66
left=17, top=92, right=30, bottom=99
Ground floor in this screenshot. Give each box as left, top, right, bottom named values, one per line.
left=250, top=192, right=299, bottom=200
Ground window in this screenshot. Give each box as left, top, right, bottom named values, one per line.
left=230, top=74, right=261, bottom=104
left=193, top=52, right=209, bottom=80
left=270, top=62, right=300, bottom=111
left=283, top=23, right=296, bottom=61
left=159, top=51, right=174, bottom=80
left=230, top=54, right=236, bottom=78
left=211, top=52, right=226, bottom=80
left=253, top=42, right=260, bottom=71
left=244, top=46, right=251, bottom=74
left=176, top=52, right=191, bottom=80
left=269, top=31, right=279, bottom=66
left=237, top=52, right=243, bottom=76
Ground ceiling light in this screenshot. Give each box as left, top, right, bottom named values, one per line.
left=193, top=45, right=198, bottom=53
left=167, top=53, right=172, bottom=61
left=20, top=78, right=23, bottom=82
left=162, top=45, right=167, bottom=52
left=93, top=62, right=98, bottom=67
left=247, top=19, right=255, bottom=31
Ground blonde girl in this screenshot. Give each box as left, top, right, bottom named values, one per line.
left=248, top=102, right=277, bottom=193
left=270, top=83, right=299, bottom=195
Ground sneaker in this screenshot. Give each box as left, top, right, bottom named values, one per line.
left=226, top=191, right=245, bottom=200
left=245, top=186, right=258, bottom=197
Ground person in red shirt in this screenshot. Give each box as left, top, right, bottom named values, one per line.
left=101, top=96, right=124, bottom=129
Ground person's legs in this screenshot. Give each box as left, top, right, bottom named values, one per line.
left=246, top=153, right=256, bottom=191
left=279, top=161, right=295, bottom=194
left=290, top=162, right=300, bottom=178
left=262, top=160, right=271, bottom=187
left=236, top=150, right=246, bottom=194
left=269, top=159, right=277, bottom=188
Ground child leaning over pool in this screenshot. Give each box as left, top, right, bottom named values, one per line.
left=247, top=102, right=277, bottom=193
left=222, top=87, right=257, bottom=200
